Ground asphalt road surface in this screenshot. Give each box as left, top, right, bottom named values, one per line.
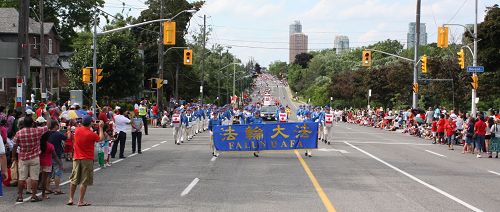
left=2, top=76, right=500, bottom=212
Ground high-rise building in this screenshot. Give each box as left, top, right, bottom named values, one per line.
left=289, top=33, right=308, bottom=63
left=334, top=35, right=349, bottom=54
left=407, top=22, right=427, bottom=49
left=289, top=20, right=302, bottom=35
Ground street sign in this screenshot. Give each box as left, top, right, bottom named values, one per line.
left=467, top=66, right=484, bottom=73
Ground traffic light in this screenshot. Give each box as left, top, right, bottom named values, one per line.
left=157, top=79, right=164, bottom=89
left=97, top=68, right=103, bottom=83
left=82, top=67, right=91, bottom=84
left=471, top=75, right=478, bottom=89
left=163, top=21, right=176, bottom=45
left=184, top=49, right=193, bottom=65
left=412, top=83, right=419, bottom=94
left=457, top=48, right=465, bottom=69
left=437, top=26, right=449, bottom=48
left=362, top=50, right=371, bottom=67
left=421, top=55, right=428, bottom=74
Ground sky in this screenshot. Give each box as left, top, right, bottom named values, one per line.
left=103, top=0, right=497, bottom=67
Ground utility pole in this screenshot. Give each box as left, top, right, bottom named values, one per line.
left=39, top=0, right=46, bottom=101
left=232, top=61, right=236, bottom=97
left=157, top=0, right=164, bottom=109
left=200, top=14, right=206, bottom=104
left=471, top=0, right=478, bottom=116
left=412, top=0, right=421, bottom=109
left=175, top=63, right=179, bottom=101
left=18, top=0, right=29, bottom=112
left=92, top=14, right=97, bottom=117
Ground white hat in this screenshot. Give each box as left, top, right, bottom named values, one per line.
left=25, top=109, right=34, bottom=115
left=36, top=116, right=47, bottom=123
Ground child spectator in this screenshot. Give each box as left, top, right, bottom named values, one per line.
left=39, top=131, right=63, bottom=200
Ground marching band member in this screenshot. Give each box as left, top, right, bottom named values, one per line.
left=249, top=110, right=264, bottom=157
left=303, top=111, right=315, bottom=157
left=180, top=108, right=189, bottom=143
left=209, top=111, right=222, bottom=157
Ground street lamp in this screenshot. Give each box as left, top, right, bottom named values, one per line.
left=91, top=9, right=196, bottom=116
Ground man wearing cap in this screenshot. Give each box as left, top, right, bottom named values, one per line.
left=67, top=115, right=104, bottom=207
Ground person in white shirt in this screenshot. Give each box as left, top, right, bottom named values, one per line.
left=111, top=108, right=130, bottom=159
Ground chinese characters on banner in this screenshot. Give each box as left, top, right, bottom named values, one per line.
left=213, top=123, right=319, bottom=151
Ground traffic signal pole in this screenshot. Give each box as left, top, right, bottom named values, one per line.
left=471, top=0, right=478, bottom=116
left=412, top=0, right=421, bottom=109
left=92, top=14, right=98, bottom=117
left=158, top=0, right=164, bottom=111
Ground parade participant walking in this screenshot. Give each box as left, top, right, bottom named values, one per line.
left=131, top=112, right=143, bottom=154
left=277, top=106, right=288, bottom=123
left=67, top=116, right=104, bottom=207
left=138, top=101, right=148, bottom=135
left=303, top=111, right=314, bottom=157
left=172, top=109, right=182, bottom=144
left=324, top=107, right=334, bottom=145
left=249, top=110, right=264, bottom=157
left=209, top=111, right=222, bottom=157
left=12, top=116, right=48, bottom=202
left=111, top=108, right=130, bottom=159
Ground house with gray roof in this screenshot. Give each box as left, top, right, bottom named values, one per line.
left=0, top=8, right=68, bottom=107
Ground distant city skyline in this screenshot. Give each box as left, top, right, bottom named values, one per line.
left=334, top=35, right=350, bottom=54
left=103, top=0, right=497, bottom=66
left=407, top=22, right=428, bottom=49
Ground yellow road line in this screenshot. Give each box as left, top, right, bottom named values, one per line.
left=294, top=150, right=336, bottom=212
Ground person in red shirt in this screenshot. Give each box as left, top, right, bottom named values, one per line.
left=474, top=114, right=487, bottom=158
left=431, top=118, right=438, bottom=144
left=151, top=104, right=158, bottom=128
left=445, top=115, right=456, bottom=150
left=437, top=114, right=446, bottom=144
left=67, top=115, right=103, bottom=207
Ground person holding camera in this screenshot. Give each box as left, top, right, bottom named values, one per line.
left=67, top=115, right=104, bottom=207
left=111, top=108, right=130, bottom=159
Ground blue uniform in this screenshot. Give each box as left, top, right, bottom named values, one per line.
left=208, top=118, right=222, bottom=131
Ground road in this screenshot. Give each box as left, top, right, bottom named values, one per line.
left=2, top=76, right=500, bottom=211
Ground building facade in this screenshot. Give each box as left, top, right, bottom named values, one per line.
left=407, top=22, right=427, bottom=49
left=334, top=35, right=349, bottom=54
left=0, top=8, right=67, bottom=107
left=289, top=33, right=308, bottom=63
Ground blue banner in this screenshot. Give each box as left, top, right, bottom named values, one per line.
left=213, top=122, right=318, bottom=151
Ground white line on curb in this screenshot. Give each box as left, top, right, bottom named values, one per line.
left=161, top=141, right=167, bottom=144
left=112, top=159, right=124, bottom=164
left=181, top=178, right=200, bottom=197
left=345, top=141, right=483, bottom=212
left=143, top=147, right=151, bottom=152
left=152, top=144, right=160, bottom=148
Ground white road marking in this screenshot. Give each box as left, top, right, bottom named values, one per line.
left=161, top=140, right=167, bottom=144
left=128, top=153, right=138, bottom=157
left=143, top=147, right=151, bottom=152
left=488, top=170, right=500, bottom=176
left=345, top=142, right=483, bottom=212
left=93, top=167, right=101, bottom=172
left=346, top=127, right=352, bottom=130
left=112, top=159, right=124, bottom=164
left=210, top=156, right=217, bottom=162
left=425, top=150, right=447, bottom=158
left=151, top=144, right=160, bottom=148
left=181, top=178, right=200, bottom=197
left=318, top=148, right=349, bottom=153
